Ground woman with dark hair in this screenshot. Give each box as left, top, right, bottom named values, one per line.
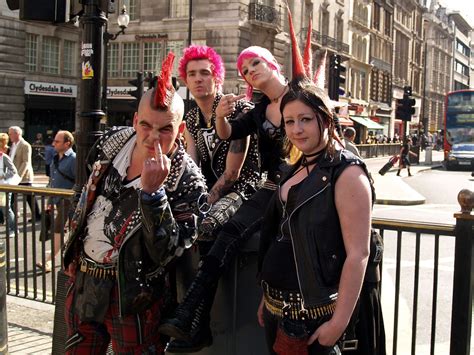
left=257, top=80, right=373, bottom=354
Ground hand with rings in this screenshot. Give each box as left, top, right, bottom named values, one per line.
left=141, top=141, right=170, bottom=194
left=216, top=94, right=246, bottom=120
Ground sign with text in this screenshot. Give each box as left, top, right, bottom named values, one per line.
left=24, top=81, right=77, bottom=98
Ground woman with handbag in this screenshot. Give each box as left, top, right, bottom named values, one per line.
left=0, top=132, right=19, bottom=238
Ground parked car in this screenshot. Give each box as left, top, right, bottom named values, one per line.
left=445, top=143, right=474, bottom=170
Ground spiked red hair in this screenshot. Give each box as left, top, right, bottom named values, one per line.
left=154, top=52, right=175, bottom=109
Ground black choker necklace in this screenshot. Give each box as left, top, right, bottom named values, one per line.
left=270, top=85, right=287, bottom=103
left=301, top=148, right=324, bottom=167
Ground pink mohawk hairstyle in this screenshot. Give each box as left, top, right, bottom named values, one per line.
left=303, top=16, right=313, bottom=78
left=287, top=6, right=306, bottom=81
left=237, top=46, right=282, bottom=100
left=178, top=45, right=225, bottom=91
left=154, top=52, right=175, bottom=109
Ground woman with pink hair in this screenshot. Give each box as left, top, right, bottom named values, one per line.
left=159, top=46, right=292, bottom=351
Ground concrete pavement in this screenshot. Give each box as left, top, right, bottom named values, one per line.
left=4, top=149, right=446, bottom=354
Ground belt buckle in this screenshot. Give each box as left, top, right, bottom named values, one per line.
left=341, top=339, right=358, bottom=351
left=80, top=258, right=88, bottom=273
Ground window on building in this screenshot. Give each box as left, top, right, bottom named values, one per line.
left=123, top=42, right=140, bottom=77
left=384, top=10, right=391, bottom=37
left=455, top=60, right=469, bottom=76
left=26, top=33, right=38, bottom=72
left=108, top=42, right=120, bottom=78
left=42, top=37, right=60, bottom=74
left=63, top=40, right=76, bottom=76
left=166, top=41, right=185, bottom=75
left=144, top=42, right=165, bottom=73
left=123, top=0, right=138, bottom=21
left=372, top=3, right=380, bottom=31
left=456, top=39, right=470, bottom=57
left=170, top=0, right=189, bottom=18
left=336, top=15, right=343, bottom=43
left=320, top=8, right=329, bottom=36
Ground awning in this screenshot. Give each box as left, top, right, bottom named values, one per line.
left=350, top=115, right=384, bottom=129
left=337, top=116, right=353, bottom=126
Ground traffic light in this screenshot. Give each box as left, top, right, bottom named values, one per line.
left=7, top=0, right=70, bottom=23
left=128, top=72, right=144, bottom=110
left=328, top=54, right=346, bottom=101
left=396, top=86, right=416, bottom=121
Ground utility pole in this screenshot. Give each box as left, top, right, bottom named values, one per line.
left=75, top=0, right=108, bottom=191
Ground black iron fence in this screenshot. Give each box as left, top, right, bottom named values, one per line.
left=1, top=183, right=473, bottom=354
left=357, top=143, right=401, bottom=159
left=0, top=184, right=73, bottom=304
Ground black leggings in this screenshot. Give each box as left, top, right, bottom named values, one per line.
left=207, top=187, right=275, bottom=268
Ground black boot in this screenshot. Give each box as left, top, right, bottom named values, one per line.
left=396, top=169, right=401, bottom=176
left=164, top=293, right=216, bottom=353
left=158, top=256, right=220, bottom=342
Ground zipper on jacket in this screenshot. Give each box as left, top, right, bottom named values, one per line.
left=117, top=223, right=142, bottom=318
left=280, top=182, right=331, bottom=308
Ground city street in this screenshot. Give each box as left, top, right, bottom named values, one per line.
left=365, top=159, right=474, bottom=354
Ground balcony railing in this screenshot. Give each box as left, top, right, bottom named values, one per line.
left=353, top=14, right=369, bottom=27
left=249, top=2, right=280, bottom=27
left=301, top=28, right=350, bottom=55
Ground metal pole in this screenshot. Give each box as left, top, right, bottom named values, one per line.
left=0, top=242, right=7, bottom=355
left=450, top=189, right=474, bottom=355
left=421, top=40, right=428, bottom=135
left=102, top=21, right=109, bottom=117
left=75, top=0, right=107, bottom=192
left=185, top=0, right=193, bottom=111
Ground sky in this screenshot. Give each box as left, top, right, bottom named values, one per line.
left=438, top=0, right=474, bottom=29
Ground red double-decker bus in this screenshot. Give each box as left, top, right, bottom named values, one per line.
left=444, top=90, right=474, bottom=169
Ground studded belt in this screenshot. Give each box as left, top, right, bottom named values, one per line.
left=262, top=281, right=336, bottom=321
left=79, top=255, right=117, bottom=280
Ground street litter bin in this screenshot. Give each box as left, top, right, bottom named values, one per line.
left=424, top=146, right=432, bottom=165
left=0, top=242, right=7, bottom=355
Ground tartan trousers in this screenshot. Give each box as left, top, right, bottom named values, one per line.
left=65, top=276, right=166, bottom=354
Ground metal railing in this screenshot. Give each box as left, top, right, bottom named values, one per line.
left=248, top=2, right=280, bottom=27
left=357, top=143, right=401, bottom=158
left=0, top=184, right=73, bottom=304
left=2, top=182, right=473, bottom=354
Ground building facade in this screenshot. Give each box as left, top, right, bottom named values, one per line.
left=0, top=3, right=80, bottom=141
left=1, top=0, right=473, bottom=140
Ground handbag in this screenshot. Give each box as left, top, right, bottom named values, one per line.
left=4, top=173, right=21, bottom=185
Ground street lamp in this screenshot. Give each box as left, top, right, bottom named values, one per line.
left=102, top=5, right=130, bottom=116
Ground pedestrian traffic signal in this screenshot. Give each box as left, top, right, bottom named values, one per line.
left=128, top=72, right=144, bottom=110
left=396, top=86, right=416, bottom=121
left=328, top=54, right=346, bottom=101
left=9, top=0, right=69, bottom=23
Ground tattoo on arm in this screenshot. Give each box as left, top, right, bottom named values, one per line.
left=229, top=139, right=246, bottom=153
left=207, top=170, right=238, bottom=204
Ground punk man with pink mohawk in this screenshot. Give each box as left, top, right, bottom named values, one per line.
left=161, top=44, right=260, bottom=352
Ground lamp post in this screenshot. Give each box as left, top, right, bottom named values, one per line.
left=102, top=5, right=130, bottom=116
left=75, top=0, right=108, bottom=191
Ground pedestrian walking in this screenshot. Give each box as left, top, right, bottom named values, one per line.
left=0, top=133, right=19, bottom=238
left=397, top=139, right=417, bottom=177
left=8, top=126, right=41, bottom=221
left=37, top=130, right=76, bottom=273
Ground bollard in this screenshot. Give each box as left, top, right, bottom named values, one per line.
left=449, top=189, right=474, bottom=355
left=0, top=242, right=8, bottom=355
left=424, top=146, right=432, bottom=165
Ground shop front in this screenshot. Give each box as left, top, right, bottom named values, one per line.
left=24, top=80, right=77, bottom=142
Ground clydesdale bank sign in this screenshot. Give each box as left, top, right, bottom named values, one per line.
left=25, top=81, right=77, bottom=98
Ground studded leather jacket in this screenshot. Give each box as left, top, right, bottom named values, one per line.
left=185, top=93, right=260, bottom=198
left=63, top=127, right=206, bottom=316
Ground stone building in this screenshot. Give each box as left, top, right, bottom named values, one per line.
left=368, top=0, right=394, bottom=139
left=0, top=3, right=80, bottom=141
left=422, top=2, right=454, bottom=133
left=392, top=0, right=424, bottom=137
